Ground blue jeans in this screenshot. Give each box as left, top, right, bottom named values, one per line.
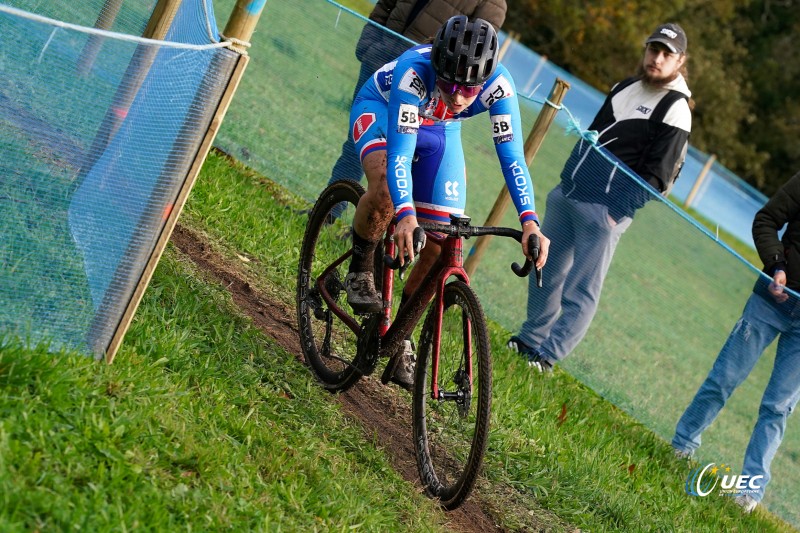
left=672, top=291, right=800, bottom=501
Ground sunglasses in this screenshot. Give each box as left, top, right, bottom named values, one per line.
left=436, top=79, right=483, bottom=98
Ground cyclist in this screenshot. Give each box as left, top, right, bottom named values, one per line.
left=343, top=15, right=550, bottom=388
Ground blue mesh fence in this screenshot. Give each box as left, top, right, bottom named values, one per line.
left=0, top=0, right=239, bottom=356
left=213, top=0, right=799, bottom=525
left=498, top=37, right=769, bottom=248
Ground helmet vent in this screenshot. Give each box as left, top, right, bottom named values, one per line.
left=431, top=16, right=498, bottom=85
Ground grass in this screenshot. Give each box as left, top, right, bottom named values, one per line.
left=0, top=245, right=449, bottom=531
left=177, top=150, right=798, bottom=531
left=2, top=148, right=797, bottom=531
left=0, top=113, right=93, bottom=354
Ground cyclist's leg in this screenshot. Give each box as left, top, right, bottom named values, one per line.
left=346, top=99, right=392, bottom=312
left=353, top=150, right=392, bottom=241
left=403, top=123, right=465, bottom=297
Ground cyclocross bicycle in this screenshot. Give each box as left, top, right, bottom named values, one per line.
left=296, top=179, right=540, bottom=510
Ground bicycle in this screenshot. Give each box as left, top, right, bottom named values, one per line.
left=296, top=179, right=540, bottom=510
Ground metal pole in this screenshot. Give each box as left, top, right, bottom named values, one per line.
left=464, top=78, right=570, bottom=278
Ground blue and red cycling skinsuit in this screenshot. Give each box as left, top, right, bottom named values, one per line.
left=349, top=44, right=539, bottom=226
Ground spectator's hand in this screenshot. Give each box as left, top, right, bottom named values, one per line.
left=393, top=215, right=420, bottom=266
left=769, top=270, right=789, bottom=303
left=607, top=214, right=617, bottom=227
left=522, top=221, right=549, bottom=269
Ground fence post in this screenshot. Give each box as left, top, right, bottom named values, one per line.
left=221, top=0, right=264, bottom=54
left=76, top=0, right=184, bottom=182
left=464, top=78, right=570, bottom=278
left=684, top=153, right=716, bottom=209
left=76, top=0, right=125, bottom=76
left=101, top=0, right=266, bottom=362
left=497, top=31, right=518, bottom=61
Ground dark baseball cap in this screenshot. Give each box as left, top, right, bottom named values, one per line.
left=646, top=23, right=687, bottom=54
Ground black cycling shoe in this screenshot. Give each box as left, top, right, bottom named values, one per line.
left=345, top=271, right=382, bottom=314
left=507, top=335, right=554, bottom=373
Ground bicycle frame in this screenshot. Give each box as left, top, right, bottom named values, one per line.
left=314, top=214, right=535, bottom=398
left=377, top=220, right=473, bottom=400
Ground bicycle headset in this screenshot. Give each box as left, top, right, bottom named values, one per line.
left=431, top=15, right=498, bottom=86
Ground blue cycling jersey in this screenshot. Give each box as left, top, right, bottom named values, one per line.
left=353, top=44, right=539, bottom=226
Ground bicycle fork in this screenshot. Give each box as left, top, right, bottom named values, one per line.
left=429, top=239, right=472, bottom=403
left=378, top=226, right=474, bottom=402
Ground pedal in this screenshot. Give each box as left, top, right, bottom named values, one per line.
left=380, top=342, right=404, bottom=385
left=307, top=286, right=326, bottom=320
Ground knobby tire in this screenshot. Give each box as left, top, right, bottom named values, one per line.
left=412, top=280, right=492, bottom=510
left=296, top=180, right=366, bottom=392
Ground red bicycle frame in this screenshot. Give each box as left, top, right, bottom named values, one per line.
left=377, top=221, right=474, bottom=400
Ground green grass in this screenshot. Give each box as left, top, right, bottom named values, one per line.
left=2, top=148, right=797, bottom=531
left=177, top=151, right=797, bottom=531
left=0, top=118, right=93, bottom=353
left=0, top=245, right=449, bottom=531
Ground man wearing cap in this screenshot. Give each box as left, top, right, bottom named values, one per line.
left=508, top=23, right=693, bottom=372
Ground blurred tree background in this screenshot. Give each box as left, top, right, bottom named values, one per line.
left=504, top=0, right=800, bottom=195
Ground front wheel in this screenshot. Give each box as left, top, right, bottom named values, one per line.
left=412, top=280, right=492, bottom=510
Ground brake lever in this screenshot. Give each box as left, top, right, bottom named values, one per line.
left=511, top=234, right=543, bottom=288
left=383, top=227, right=427, bottom=280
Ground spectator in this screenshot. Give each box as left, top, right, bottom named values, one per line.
left=672, top=171, right=800, bottom=514
left=328, top=0, right=507, bottom=187
left=507, top=23, right=692, bottom=372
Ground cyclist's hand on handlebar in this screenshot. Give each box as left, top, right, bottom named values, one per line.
left=393, top=215, right=425, bottom=266
left=521, top=221, right=549, bottom=269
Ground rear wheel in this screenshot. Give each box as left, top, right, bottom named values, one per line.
left=412, top=280, right=492, bottom=510
left=297, top=180, right=376, bottom=392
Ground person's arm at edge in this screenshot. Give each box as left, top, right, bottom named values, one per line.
left=369, top=0, right=397, bottom=25
left=753, top=171, right=800, bottom=275
left=473, top=0, right=507, bottom=30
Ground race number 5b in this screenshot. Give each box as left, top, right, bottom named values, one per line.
left=491, top=114, right=513, bottom=144
left=397, top=103, right=420, bottom=133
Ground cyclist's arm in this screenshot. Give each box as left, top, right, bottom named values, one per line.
left=385, top=61, right=425, bottom=222
left=479, top=70, right=539, bottom=227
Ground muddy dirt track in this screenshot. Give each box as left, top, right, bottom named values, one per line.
left=170, top=224, right=512, bottom=532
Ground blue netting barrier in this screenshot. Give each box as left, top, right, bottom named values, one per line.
left=0, top=1, right=238, bottom=355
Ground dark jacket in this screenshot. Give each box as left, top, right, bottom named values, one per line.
left=753, top=171, right=800, bottom=290
left=356, top=0, right=507, bottom=69
left=560, top=76, right=692, bottom=221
